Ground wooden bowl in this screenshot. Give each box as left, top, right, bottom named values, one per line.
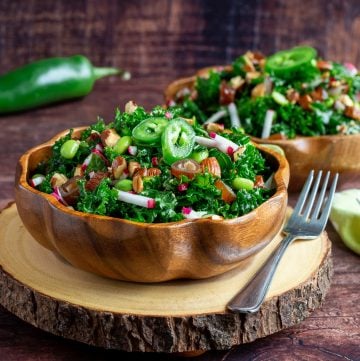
left=14, top=127, right=289, bottom=283
left=165, top=73, right=360, bottom=192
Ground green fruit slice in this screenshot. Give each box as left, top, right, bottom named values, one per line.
left=330, top=189, right=360, bottom=255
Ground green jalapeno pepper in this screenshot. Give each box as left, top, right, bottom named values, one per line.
left=132, top=117, right=169, bottom=146
left=208, top=148, right=233, bottom=171
left=265, top=46, right=317, bottom=80
left=0, top=55, right=130, bottom=114
left=161, top=118, right=195, bottom=165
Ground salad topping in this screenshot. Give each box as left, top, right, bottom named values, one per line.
left=170, top=46, right=360, bottom=139
left=30, top=103, right=274, bottom=223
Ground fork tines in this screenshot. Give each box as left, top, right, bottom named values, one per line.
left=294, top=170, right=339, bottom=221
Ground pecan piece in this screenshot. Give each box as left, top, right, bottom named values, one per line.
left=50, top=173, right=68, bottom=188
left=219, top=81, right=236, bottom=105
left=200, top=157, right=221, bottom=178
left=111, top=156, right=127, bottom=179
left=132, top=174, right=144, bottom=193
left=85, top=171, right=108, bottom=191
left=128, top=161, right=141, bottom=177
left=100, top=128, right=121, bottom=147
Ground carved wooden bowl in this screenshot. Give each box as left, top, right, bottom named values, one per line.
left=15, top=127, right=289, bottom=283
left=165, top=73, right=360, bottom=192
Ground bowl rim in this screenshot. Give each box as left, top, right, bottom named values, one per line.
left=17, top=126, right=289, bottom=228
left=164, top=71, right=360, bottom=142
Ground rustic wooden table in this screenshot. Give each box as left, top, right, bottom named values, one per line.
left=0, top=81, right=359, bottom=361
left=0, top=0, right=360, bottom=359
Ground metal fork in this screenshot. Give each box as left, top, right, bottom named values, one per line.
left=227, top=170, right=339, bottom=313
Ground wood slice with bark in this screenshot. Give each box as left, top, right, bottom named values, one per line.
left=0, top=204, right=333, bottom=353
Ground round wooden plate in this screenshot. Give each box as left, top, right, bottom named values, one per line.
left=0, top=204, right=332, bottom=353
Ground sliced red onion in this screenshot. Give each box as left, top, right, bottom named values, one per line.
left=117, top=190, right=156, bottom=209
left=91, top=148, right=109, bottom=165
left=128, top=145, right=138, bottom=156
left=227, top=146, right=234, bottom=156
left=177, top=183, right=188, bottom=192
left=147, top=199, right=156, bottom=209
left=119, top=169, right=129, bottom=180
left=81, top=153, right=92, bottom=171
left=195, top=136, right=218, bottom=148
left=51, top=186, right=68, bottom=206
left=29, top=175, right=45, bottom=187
left=182, top=207, right=192, bottom=215
left=264, top=173, right=275, bottom=190
left=344, top=62, right=358, bottom=77
left=204, top=109, right=227, bottom=125
left=261, top=109, right=276, bottom=139
left=166, top=99, right=176, bottom=107
left=334, top=100, right=346, bottom=112
left=227, top=102, right=241, bottom=128
left=95, top=143, right=104, bottom=152
left=151, top=157, right=159, bottom=166
left=165, top=111, right=173, bottom=119
left=208, top=132, right=239, bottom=154
left=182, top=208, right=208, bottom=219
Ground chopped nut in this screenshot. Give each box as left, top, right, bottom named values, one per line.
left=233, top=146, right=246, bottom=161
left=183, top=117, right=196, bottom=126
left=59, top=176, right=82, bottom=206
left=254, top=175, right=265, bottom=188
left=219, top=81, right=236, bottom=105
left=183, top=160, right=198, bottom=171
left=245, top=71, right=261, bottom=83
left=243, top=54, right=256, bottom=72
left=311, top=87, right=327, bottom=101
left=74, top=164, right=83, bottom=177
left=146, top=168, right=162, bottom=177
left=230, top=76, right=245, bottom=90
left=215, top=179, right=236, bottom=203
left=85, top=172, right=108, bottom=191
left=317, top=60, right=333, bottom=71
left=246, top=51, right=265, bottom=64
left=100, top=128, right=121, bottom=147
left=298, top=94, right=313, bottom=110
left=50, top=173, right=68, bottom=188
left=128, top=161, right=141, bottom=177
left=339, top=94, right=354, bottom=107
left=133, top=168, right=148, bottom=177
left=329, top=79, right=341, bottom=88
left=111, top=156, right=127, bottom=179
left=286, top=88, right=300, bottom=104
left=87, top=130, right=101, bottom=143
left=200, top=157, right=221, bottom=178
left=344, top=106, right=360, bottom=121
left=205, top=123, right=225, bottom=133
left=251, top=83, right=266, bottom=98
left=125, top=100, right=138, bottom=114
left=132, top=174, right=144, bottom=193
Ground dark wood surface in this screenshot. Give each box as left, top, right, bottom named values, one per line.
left=0, top=0, right=359, bottom=359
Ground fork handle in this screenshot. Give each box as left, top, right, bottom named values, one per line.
left=227, top=234, right=296, bottom=313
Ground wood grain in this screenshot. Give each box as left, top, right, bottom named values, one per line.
left=0, top=0, right=359, bottom=359
left=0, top=203, right=332, bottom=352
left=14, top=128, right=288, bottom=282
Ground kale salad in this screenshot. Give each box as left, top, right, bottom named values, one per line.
left=30, top=102, right=274, bottom=223
left=169, top=46, right=360, bottom=139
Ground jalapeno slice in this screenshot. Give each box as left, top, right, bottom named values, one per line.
left=132, top=117, right=168, bottom=146
left=161, top=118, right=195, bottom=165
left=265, top=46, right=317, bottom=79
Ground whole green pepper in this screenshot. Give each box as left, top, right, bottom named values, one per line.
left=0, top=55, right=130, bottom=113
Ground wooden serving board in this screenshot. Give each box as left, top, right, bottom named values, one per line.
left=0, top=204, right=333, bottom=353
